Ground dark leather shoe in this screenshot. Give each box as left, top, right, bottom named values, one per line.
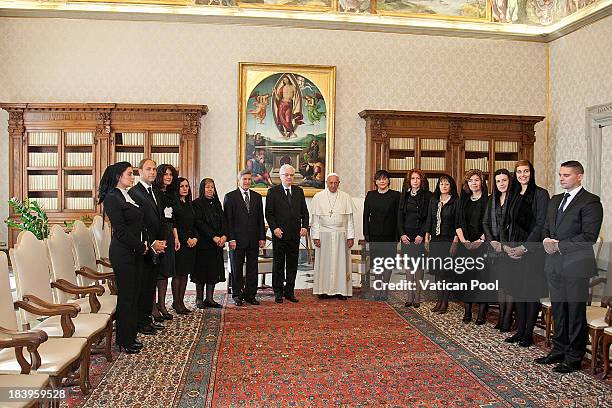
left=234, top=298, right=244, bottom=306
left=518, top=338, right=533, bottom=348
left=275, top=297, right=283, bottom=304
left=150, top=322, right=165, bottom=330
left=475, top=318, right=486, bottom=325
left=118, top=344, right=141, bottom=354
left=244, top=298, right=260, bottom=305
left=553, top=362, right=581, bottom=374
left=318, top=294, right=330, bottom=299
left=137, top=326, right=156, bottom=335
left=534, top=353, right=565, bottom=365
left=285, top=295, right=299, bottom=303
left=504, top=333, right=522, bottom=343
left=404, top=301, right=413, bottom=308
left=207, top=300, right=223, bottom=308
left=133, top=340, right=143, bottom=347
left=196, top=300, right=205, bottom=309
left=152, top=313, right=164, bottom=323
left=337, top=295, right=347, bottom=300
left=462, top=314, right=472, bottom=324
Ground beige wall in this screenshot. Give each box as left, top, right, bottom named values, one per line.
left=549, top=15, right=612, bottom=240
left=0, top=17, right=549, bottom=243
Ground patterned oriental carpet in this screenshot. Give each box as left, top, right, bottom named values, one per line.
left=62, top=290, right=611, bottom=408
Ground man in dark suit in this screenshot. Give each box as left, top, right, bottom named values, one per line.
left=224, top=169, right=266, bottom=306
left=128, top=158, right=167, bottom=335
left=265, top=164, right=309, bottom=303
left=535, top=160, right=603, bottom=373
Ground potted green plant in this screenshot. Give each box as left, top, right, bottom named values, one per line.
left=5, top=197, right=50, bottom=240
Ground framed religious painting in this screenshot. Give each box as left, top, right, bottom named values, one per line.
left=238, top=62, right=336, bottom=197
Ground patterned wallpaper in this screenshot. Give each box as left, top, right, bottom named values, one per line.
left=0, top=17, right=547, bottom=243
left=549, top=14, right=612, bottom=240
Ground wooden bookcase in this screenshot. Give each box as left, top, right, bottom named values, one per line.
left=2, top=103, right=208, bottom=246
left=360, top=110, right=544, bottom=192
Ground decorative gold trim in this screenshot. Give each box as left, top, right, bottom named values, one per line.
left=237, top=1, right=334, bottom=12
left=70, top=0, right=191, bottom=4
left=375, top=0, right=491, bottom=23
left=238, top=62, right=336, bottom=197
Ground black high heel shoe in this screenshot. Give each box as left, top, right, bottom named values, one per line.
left=152, top=313, right=164, bottom=323
left=159, top=308, right=174, bottom=320
left=462, top=313, right=472, bottom=324
left=118, top=344, right=141, bottom=354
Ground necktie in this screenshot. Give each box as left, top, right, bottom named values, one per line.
left=286, top=188, right=292, bottom=203
left=556, top=192, right=570, bottom=226
left=244, top=191, right=250, bottom=213
left=147, top=186, right=158, bottom=206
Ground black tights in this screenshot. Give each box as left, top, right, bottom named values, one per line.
left=514, top=301, right=540, bottom=341
left=196, top=283, right=216, bottom=302
left=497, top=290, right=514, bottom=330
left=464, top=302, right=488, bottom=320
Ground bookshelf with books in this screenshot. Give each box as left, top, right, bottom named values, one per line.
left=1, top=103, right=208, bottom=246
left=360, top=110, right=543, bottom=192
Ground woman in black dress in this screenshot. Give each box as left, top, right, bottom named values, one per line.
left=363, top=170, right=400, bottom=300
left=424, top=174, right=459, bottom=314
left=503, top=160, right=549, bottom=347
left=193, top=178, right=227, bottom=308
left=483, top=169, right=513, bottom=331
left=99, top=162, right=147, bottom=354
left=455, top=169, right=489, bottom=324
left=172, top=177, right=198, bottom=312
left=398, top=169, right=431, bottom=308
left=152, top=164, right=180, bottom=320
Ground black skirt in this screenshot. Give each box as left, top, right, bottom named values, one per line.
left=158, top=222, right=176, bottom=279
left=192, top=247, right=226, bottom=285
left=175, top=244, right=196, bottom=277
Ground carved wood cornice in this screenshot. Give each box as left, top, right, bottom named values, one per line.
left=359, top=109, right=544, bottom=124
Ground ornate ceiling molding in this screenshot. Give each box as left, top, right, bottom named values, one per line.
left=0, top=0, right=610, bottom=42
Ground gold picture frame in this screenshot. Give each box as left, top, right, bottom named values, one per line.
left=70, top=0, right=191, bottom=5
left=238, top=62, right=336, bottom=197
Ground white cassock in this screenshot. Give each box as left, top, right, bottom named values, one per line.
left=311, top=189, right=355, bottom=296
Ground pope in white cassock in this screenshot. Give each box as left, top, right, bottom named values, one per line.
left=311, top=173, right=355, bottom=300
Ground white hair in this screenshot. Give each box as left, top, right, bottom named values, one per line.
left=279, top=164, right=295, bottom=175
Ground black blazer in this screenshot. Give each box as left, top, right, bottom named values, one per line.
left=128, top=182, right=165, bottom=243
left=265, top=184, right=309, bottom=241
left=193, top=197, right=229, bottom=250
left=363, top=189, right=400, bottom=241
left=424, top=195, right=458, bottom=238
left=223, top=189, right=266, bottom=249
left=173, top=200, right=199, bottom=245
left=542, top=188, right=603, bottom=278
left=103, top=188, right=147, bottom=254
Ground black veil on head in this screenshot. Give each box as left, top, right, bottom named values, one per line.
left=432, top=174, right=458, bottom=201
left=510, top=160, right=537, bottom=197
left=176, top=177, right=192, bottom=203
left=199, top=178, right=221, bottom=205
left=492, top=168, right=512, bottom=198
left=98, top=161, right=132, bottom=204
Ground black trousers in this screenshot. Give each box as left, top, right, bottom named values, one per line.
left=548, top=270, right=589, bottom=364
left=110, top=245, right=143, bottom=346
left=272, top=237, right=299, bottom=297
left=138, top=258, right=159, bottom=327
left=231, top=247, right=259, bottom=299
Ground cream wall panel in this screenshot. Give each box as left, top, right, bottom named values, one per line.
left=549, top=15, right=612, bottom=241
left=0, top=17, right=547, bottom=243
